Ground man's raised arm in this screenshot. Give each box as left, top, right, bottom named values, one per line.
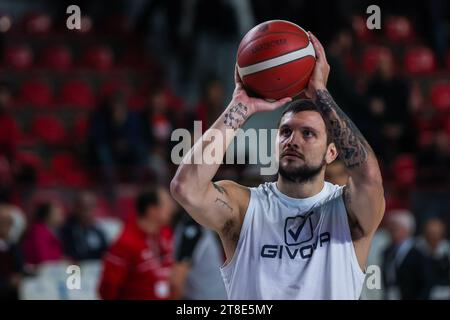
left=170, top=69, right=291, bottom=234
left=306, top=32, right=385, bottom=239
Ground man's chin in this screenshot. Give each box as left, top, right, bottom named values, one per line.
left=279, top=163, right=304, bottom=176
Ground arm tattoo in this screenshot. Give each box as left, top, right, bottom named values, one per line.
left=224, top=102, right=248, bottom=130
left=212, top=182, right=227, bottom=195
left=215, top=198, right=233, bottom=212
left=315, top=89, right=369, bottom=168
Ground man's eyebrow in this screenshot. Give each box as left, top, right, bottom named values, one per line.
left=299, top=125, right=319, bottom=132
left=280, top=123, right=319, bottom=132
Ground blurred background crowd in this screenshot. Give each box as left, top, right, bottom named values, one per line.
left=0, top=0, right=449, bottom=300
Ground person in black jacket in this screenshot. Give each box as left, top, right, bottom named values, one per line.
left=382, top=210, right=432, bottom=299
left=417, top=218, right=450, bottom=299
left=61, top=192, right=108, bottom=262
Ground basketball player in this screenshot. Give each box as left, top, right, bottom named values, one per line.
left=171, top=32, right=385, bottom=299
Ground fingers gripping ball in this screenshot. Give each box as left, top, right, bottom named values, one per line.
left=237, top=20, right=316, bottom=100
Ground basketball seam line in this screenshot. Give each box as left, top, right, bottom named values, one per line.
left=238, top=41, right=315, bottom=77
left=238, top=40, right=309, bottom=67
left=242, top=56, right=313, bottom=79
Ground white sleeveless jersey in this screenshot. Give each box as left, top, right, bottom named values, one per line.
left=220, top=181, right=365, bottom=300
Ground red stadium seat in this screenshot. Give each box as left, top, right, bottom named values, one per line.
left=430, top=82, right=450, bottom=111
left=50, top=153, right=91, bottom=187
left=404, top=47, right=436, bottom=75
left=352, top=16, right=373, bottom=42
left=4, top=45, right=33, bottom=70
left=61, top=167, right=90, bottom=188
left=99, top=81, right=131, bottom=100
left=51, top=153, right=77, bottom=176
left=445, top=118, right=450, bottom=138
left=59, top=80, right=95, bottom=109
left=0, top=115, right=21, bottom=153
left=40, top=45, right=72, bottom=71
left=82, top=45, right=114, bottom=71
left=418, top=130, right=435, bottom=148
left=16, top=151, right=43, bottom=171
left=128, top=91, right=146, bottom=111
left=18, top=80, right=53, bottom=108
left=37, top=169, right=58, bottom=187
left=73, top=115, right=88, bottom=143
left=392, top=154, right=416, bottom=189
left=385, top=16, right=413, bottom=42
left=22, top=12, right=52, bottom=34
left=362, top=46, right=393, bottom=74
left=31, top=115, right=66, bottom=145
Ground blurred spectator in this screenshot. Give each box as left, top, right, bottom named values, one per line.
left=195, top=75, right=225, bottom=130
left=366, top=56, right=414, bottom=162
left=417, top=218, right=450, bottom=299
left=0, top=204, right=26, bottom=244
left=98, top=187, right=175, bottom=300
left=141, top=86, right=180, bottom=183
left=0, top=81, right=20, bottom=163
left=61, top=191, right=108, bottom=262
left=22, top=202, right=64, bottom=266
left=417, top=131, right=450, bottom=188
left=326, top=26, right=366, bottom=121
left=88, top=91, right=146, bottom=184
left=142, top=86, right=176, bottom=149
left=186, top=0, right=240, bottom=102
left=382, top=210, right=432, bottom=299
left=0, top=206, right=25, bottom=300
left=325, top=160, right=348, bottom=186
left=172, top=213, right=227, bottom=299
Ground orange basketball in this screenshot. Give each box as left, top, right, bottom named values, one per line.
left=237, top=20, right=316, bottom=100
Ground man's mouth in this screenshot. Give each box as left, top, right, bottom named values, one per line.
left=281, top=151, right=303, bottom=159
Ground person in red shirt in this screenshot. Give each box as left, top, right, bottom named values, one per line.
left=22, top=201, right=65, bottom=266
left=23, top=202, right=64, bottom=265
left=98, top=187, right=175, bottom=300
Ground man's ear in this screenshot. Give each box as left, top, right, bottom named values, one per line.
left=325, top=142, right=338, bottom=164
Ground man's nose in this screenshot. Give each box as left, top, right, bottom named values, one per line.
left=286, top=131, right=300, bottom=148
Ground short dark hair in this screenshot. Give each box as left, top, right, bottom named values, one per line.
left=280, top=99, right=319, bottom=119
left=34, top=202, right=52, bottom=223
left=278, top=99, right=331, bottom=144
left=136, top=188, right=160, bottom=217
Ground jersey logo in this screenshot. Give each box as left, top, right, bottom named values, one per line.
left=284, top=211, right=314, bottom=246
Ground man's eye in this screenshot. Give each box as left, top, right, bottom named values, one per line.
left=303, top=130, right=313, bottom=137
left=281, top=128, right=291, bottom=136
